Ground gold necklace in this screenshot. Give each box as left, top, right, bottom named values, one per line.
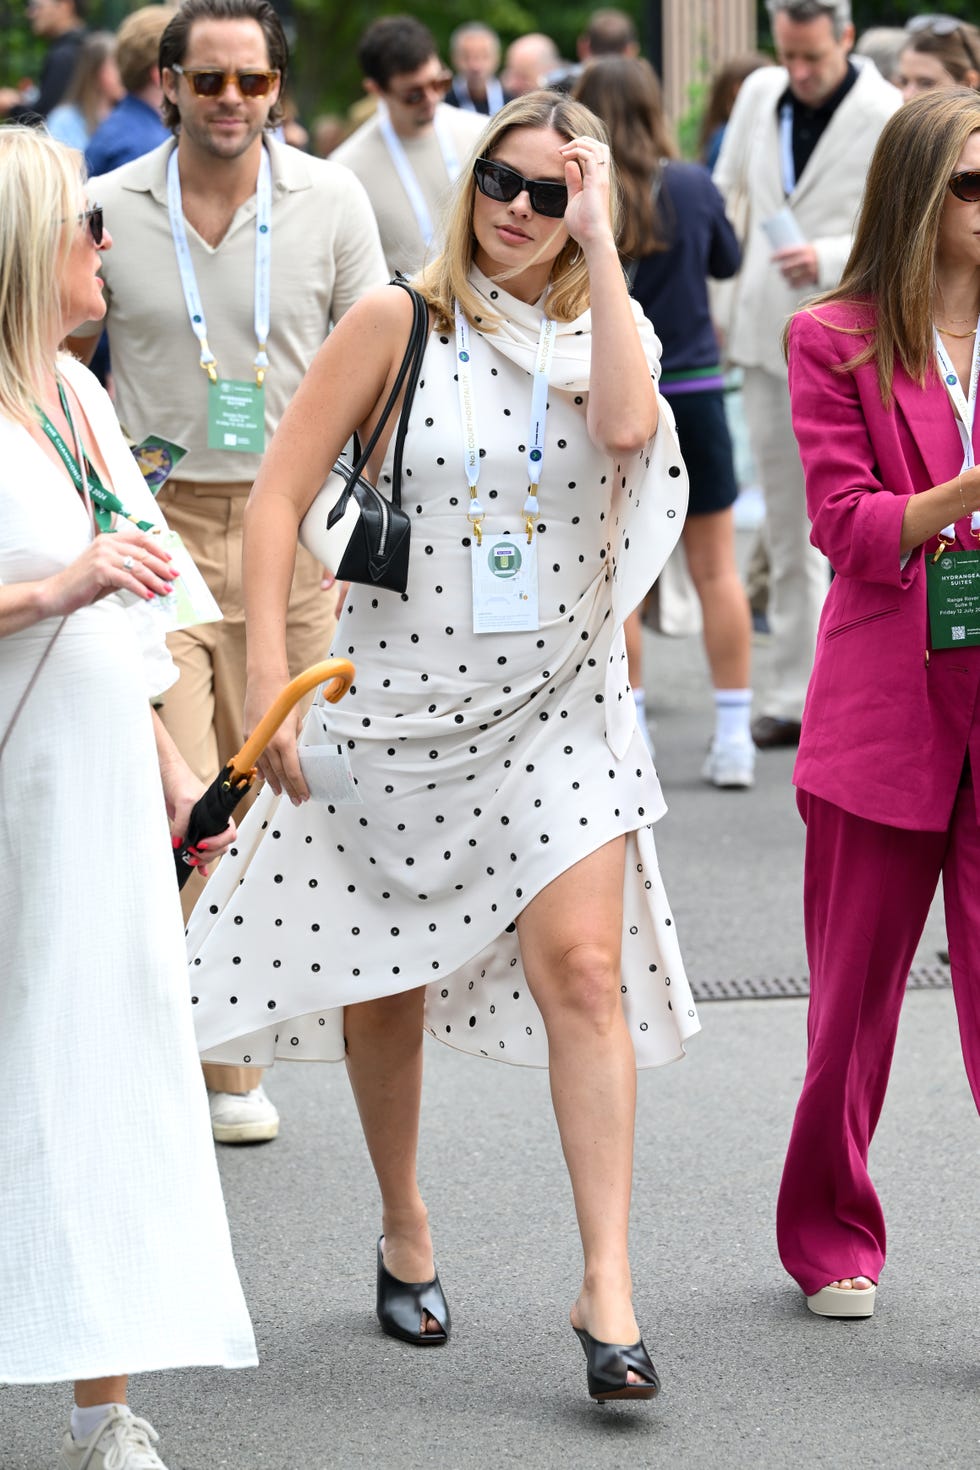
left=936, top=322, right=978, bottom=339
left=935, top=285, right=977, bottom=327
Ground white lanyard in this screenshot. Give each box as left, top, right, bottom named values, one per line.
left=378, top=103, right=461, bottom=247
left=454, top=77, right=504, bottom=115
left=935, top=322, right=980, bottom=541
left=454, top=304, right=556, bottom=544
left=779, top=103, right=796, bottom=197
left=167, top=145, right=273, bottom=386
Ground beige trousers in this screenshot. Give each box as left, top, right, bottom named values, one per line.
left=157, top=479, right=335, bottom=922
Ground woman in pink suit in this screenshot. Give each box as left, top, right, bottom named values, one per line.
left=780, top=88, right=980, bottom=1318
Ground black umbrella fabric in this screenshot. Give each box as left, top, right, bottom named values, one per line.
left=173, top=657, right=355, bottom=889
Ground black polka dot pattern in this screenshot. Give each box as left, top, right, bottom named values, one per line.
left=187, top=287, right=698, bottom=1071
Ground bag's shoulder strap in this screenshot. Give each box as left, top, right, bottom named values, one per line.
left=390, top=283, right=429, bottom=509
left=347, top=278, right=431, bottom=493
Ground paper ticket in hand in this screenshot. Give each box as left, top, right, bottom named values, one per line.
left=156, top=529, right=222, bottom=630
left=761, top=206, right=805, bottom=252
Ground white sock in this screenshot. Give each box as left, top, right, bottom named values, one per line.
left=714, top=689, right=752, bottom=746
left=633, top=688, right=655, bottom=753
left=71, top=1404, right=123, bottom=1442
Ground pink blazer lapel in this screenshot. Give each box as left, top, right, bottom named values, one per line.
left=891, top=365, right=965, bottom=491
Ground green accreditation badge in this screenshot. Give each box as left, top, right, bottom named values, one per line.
left=927, top=548, right=980, bottom=648
left=207, top=378, right=265, bottom=453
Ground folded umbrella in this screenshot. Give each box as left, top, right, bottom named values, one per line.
left=173, top=657, right=355, bottom=889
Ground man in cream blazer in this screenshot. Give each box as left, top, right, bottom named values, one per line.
left=714, top=0, right=899, bottom=747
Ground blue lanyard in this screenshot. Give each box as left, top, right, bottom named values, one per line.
left=779, top=103, right=796, bottom=196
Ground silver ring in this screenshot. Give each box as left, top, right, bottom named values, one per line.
left=122, top=556, right=135, bottom=570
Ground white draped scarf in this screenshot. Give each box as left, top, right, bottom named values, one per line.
left=466, top=267, right=689, bottom=757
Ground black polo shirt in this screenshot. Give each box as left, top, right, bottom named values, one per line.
left=777, top=60, right=858, bottom=188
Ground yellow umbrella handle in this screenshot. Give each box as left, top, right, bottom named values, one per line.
left=226, top=657, right=355, bottom=783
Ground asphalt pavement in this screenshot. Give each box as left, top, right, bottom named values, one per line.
left=6, top=595, right=978, bottom=1470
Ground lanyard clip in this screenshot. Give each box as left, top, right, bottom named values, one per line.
left=523, top=489, right=539, bottom=543
left=468, top=485, right=485, bottom=543
left=933, top=535, right=955, bottom=564
left=199, top=340, right=218, bottom=384
left=255, top=345, right=269, bottom=389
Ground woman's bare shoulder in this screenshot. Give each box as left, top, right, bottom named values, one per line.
left=342, top=282, right=421, bottom=332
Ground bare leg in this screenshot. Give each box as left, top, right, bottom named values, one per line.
left=202, top=1062, right=263, bottom=1093
left=517, top=837, right=645, bottom=1374
left=343, top=988, right=440, bottom=1332
left=624, top=607, right=644, bottom=692
left=74, top=1376, right=127, bottom=1408
left=681, top=508, right=751, bottom=691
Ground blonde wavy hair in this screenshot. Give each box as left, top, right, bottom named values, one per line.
left=416, top=90, right=618, bottom=331
left=0, top=127, right=83, bottom=426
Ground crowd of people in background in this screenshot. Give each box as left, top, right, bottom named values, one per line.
left=6, top=1, right=980, bottom=1465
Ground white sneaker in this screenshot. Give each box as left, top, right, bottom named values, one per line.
left=208, top=1083, right=280, bottom=1144
left=59, top=1406, right=168, bottom=1469
left=702, top=737, right=756, bottom=790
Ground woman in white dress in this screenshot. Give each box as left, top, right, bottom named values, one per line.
left=0, top=128, right=256, bottom=1469
left=187, top=92, right=697, bottom=1401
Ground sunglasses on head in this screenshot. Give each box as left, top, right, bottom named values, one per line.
left=949, top=171, right=980, bottom=203
left=906, top=14, right=980, bottom=70
left=388, top=70, right=452, bottom=105
left=78, top=205, right=104, bottom=245
left=171, top=63, right=279, bottom=98
left=473, top=158, right=569, bottom=219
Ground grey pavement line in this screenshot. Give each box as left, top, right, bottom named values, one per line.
left=692, top=962, right=952, bottom=1001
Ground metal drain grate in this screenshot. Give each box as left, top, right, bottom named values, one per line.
left=692, top=963, right=952, bottom=1003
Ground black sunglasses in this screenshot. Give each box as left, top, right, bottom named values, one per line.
left=388, top=70, right=452, bottom=105
left=171, top=63, right=280, bottom=98
left=949, top=171, right=980, bottom=202
left=78, top=205, right=104, bottom=245
left=473, top=158, right=568, bottom=219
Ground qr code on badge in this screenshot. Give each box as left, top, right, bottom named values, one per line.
left=953, top=625, right=966, bottom=640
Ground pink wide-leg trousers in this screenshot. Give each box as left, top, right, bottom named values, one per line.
left=776, top=783, right=980, bottom=1296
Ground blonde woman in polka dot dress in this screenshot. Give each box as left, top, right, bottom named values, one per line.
left=187, top=91, right=698, bottom=1402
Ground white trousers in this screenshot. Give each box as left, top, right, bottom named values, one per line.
left=741, top=366, right=828, bottom=722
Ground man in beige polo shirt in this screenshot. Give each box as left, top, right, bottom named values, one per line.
left=70, top=0, right=386, bottom=1143
left=332, top=15, right=486, bottom=277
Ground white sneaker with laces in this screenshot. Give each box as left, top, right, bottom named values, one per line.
left=702, top=737, right=756, bottom=790
left=58, top=1405, right=168, bottom=1469
left=208, top=1083, right=280, bottom=1143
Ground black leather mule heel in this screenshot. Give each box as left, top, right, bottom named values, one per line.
left=573, top=1325, right=660, bottom=1402
left=376, top=1237, right=451, bottom=1346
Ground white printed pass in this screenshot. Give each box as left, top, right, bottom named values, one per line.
left=471, top=529, right=539, bottom=633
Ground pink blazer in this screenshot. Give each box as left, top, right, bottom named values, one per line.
left=788, top=302, right=980, bottom=832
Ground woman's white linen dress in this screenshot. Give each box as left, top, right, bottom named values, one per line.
left=0, top=357, right=256, bottom=1382
left=187, top=272, right=700, bottom=1070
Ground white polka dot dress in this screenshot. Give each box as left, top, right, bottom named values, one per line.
left=186, top=271, right=699, bottom=1070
